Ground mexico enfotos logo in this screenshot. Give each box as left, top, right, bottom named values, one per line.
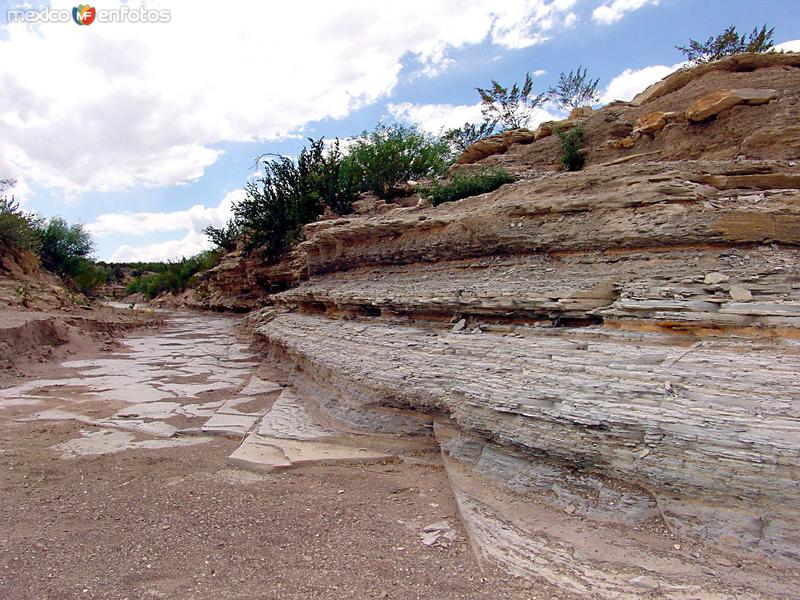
left=7, top=4, right=171, bottom=25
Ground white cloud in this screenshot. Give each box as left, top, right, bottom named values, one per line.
left=532, top=69, right=547, bottom=77
left=111, top=229, right=214, bottom=263
left=390, top=100, right=562, bottom=134
left=389, top=102, right=485, bottom=134
left=592, top=0, right=657, bottom=25
left=89, top=189, right=244, bottom=261
left=0, top=0, right=580, bottom=194
left=775, top=39, right=800, bottom=53
left=1, top=177, right=33, bottom=206
left=600, top=62, right=684, bottom=103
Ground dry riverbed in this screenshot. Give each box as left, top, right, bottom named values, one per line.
left=0, top=310, right=540, bottom=599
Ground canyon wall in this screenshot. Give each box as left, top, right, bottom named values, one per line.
left=218, top=54, right=799, bottom=597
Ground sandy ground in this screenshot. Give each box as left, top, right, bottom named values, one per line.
left=0, top=309, right=541, bottom=600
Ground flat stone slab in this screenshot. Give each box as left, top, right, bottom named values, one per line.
left=229, top=433, right=393, bottom=472
left=239, top=376, right=282, bottom=396
left=227, top=433, right=291, bottom=472
left=202, top=413, right=258, bottom=436
left=257, top=388, right=336, bottom=441
left=218, top=397, right=264, bottom=417
left=52, top=428, right=210, bottom=458
left=115, top=401, right=182, bottom=420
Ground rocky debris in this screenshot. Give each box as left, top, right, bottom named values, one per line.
left=704, top=272, right=730, bottom=285
left=729, top=285, right=753, bottom=302
left=568, top=106, right=593, bottom=119
left=455, top=129, right=535, bottom=165
left=532, top=117, right=577, bottom=141
left=632, top=110, right=683, bottom=134
left=421, top=521, right=457, bottom=547
left=686, top=88, right=778, bottom=121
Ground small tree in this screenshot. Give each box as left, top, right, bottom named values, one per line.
left=37, top=218, right=94, bottom=275
left=442, top=121, right=498, bottom=152
left=476, top=73, right=547, bottom=130
left=548, top=66, right=599, bottom=111
left=676, top=24, right=774, bottom=64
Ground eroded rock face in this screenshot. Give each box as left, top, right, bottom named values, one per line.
left=205, top=54, right=800, bottom=597
left=242, top=153, right=800, bottom=596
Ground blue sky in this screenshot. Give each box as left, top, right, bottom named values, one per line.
left=2, top=0, right=798, bottom=261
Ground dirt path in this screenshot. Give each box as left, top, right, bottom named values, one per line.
left=0, top=310, right=535, bottom=599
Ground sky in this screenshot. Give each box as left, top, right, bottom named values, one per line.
left=1, top=0, right=799, bottom=262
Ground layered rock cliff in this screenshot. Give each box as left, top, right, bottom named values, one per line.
left=205, top=53, right=799, bottom=597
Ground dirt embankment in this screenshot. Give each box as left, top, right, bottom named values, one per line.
left=1, top=242, right=164, bottom=382
left=0, top=306, right=163, bottom=385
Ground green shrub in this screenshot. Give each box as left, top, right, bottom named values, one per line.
left=344, top=124, right=453, bottom=199
left=677, top=24, right=774, bottom=64
left=233, top=138, right=359, bottom=262
left=420, top=167, right=515, bottom=206
left=203, top=220, right=241, bottom=252
left=70, top=259, right=112, bottom=296
left=0, top=181, right=40, bottom=253
left=36, top=217, right=94, bottom=276
left=557, top=126, right=585, bottom=172
left=125, top=250, right=220, bottom=299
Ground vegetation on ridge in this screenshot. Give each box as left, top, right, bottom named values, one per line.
left=677, top=24, right=775, bottom=64
left=549, top=66, right=600, bottom=111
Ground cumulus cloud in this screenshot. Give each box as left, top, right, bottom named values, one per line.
left=0, top=0, right=580, bottom=194
left=775, top=39, right=800, bottom=53
left=88, top=189, right=244, bottom=261
left=388, top=102, right=485, bottom=134
left=390, top=100, right=562, bottom=134
left=600, top=62, right=684, bottom=103
left=111, top=229, right=214, bottom=263
left=592, top=0, right=658, bottom=25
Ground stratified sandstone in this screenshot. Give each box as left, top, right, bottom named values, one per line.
left=193, top=53, right=800, bottom=597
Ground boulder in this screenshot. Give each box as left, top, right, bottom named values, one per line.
left=455, top=129, right=535, bottom=165
left=687, top=88, right=778, bottom=122
left=633, top=112, right=668, bottom=135
left=633, top=111, right=684, bottom=135
left=568, top=106, right=594, bottom=119
left=533, top=119, right=575, bottom=141
left=603, top=136, right=636, bottom=150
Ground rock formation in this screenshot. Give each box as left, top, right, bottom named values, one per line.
left=190, top=52, right=800, bottom=597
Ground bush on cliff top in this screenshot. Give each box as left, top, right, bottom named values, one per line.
left=0, top=182, right=41, bottom=253
left=477, top=73, right=548, bottom=130
left=233, top=138, right=358, bottom=263
left=677, top=24, right=774, bottom=64
left=420, top=167, right=515, bottom=206
left=344, top=124, right=453, bottom=199
left=442, top=121, right=497, bottom=152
